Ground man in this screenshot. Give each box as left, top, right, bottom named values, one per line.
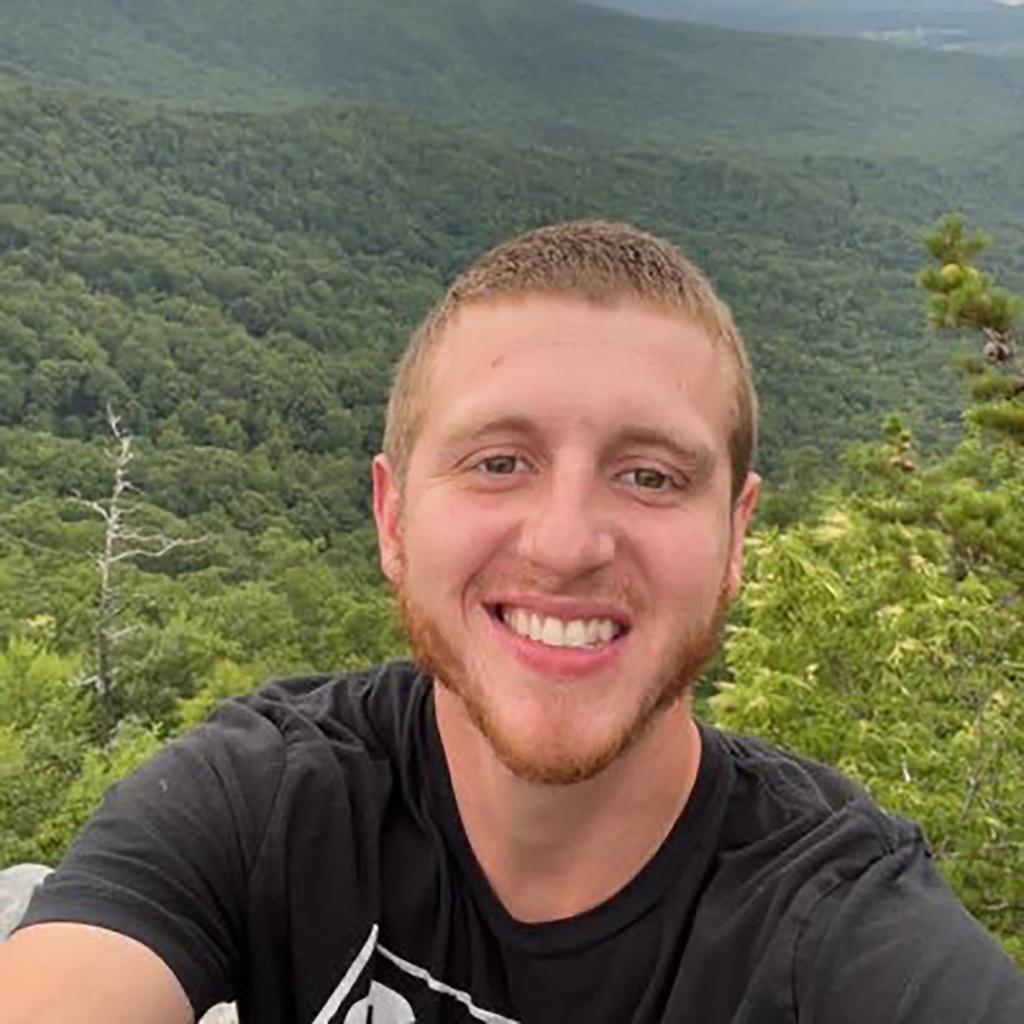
left=3, top=220, right=1021, bottom=1023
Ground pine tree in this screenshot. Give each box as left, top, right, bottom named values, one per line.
left=919, top=214, right=1024, bottom=441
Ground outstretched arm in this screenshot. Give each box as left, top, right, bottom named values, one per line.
left=0, top=921, right=194, bottom=1024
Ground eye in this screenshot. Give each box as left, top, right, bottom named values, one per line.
left=476, top=454, right=527, bottom=475
left=620, top=467, right=681, bottom=491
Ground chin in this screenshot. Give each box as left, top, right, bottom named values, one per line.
left=396, top=578, right=727, bottom=786
left=473, top=706, right=662, bottom=787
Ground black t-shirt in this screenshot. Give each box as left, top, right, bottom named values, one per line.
left=20, top=662, right=1024, bottom=1022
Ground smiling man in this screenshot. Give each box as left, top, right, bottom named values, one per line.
left=4, top=221, right=1022, bottom=1023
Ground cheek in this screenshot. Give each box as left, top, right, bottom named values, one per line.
left=403, top=492, right=514, bottom=591
left=639, top=516, right=731, bottom=596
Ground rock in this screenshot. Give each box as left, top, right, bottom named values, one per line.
left=0, top=862, right=238, bottom=1023
left=0, top=863, right=52, bottom=940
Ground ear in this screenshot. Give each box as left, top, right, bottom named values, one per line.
left=372, top=454, right=403, bottom=584
left=725, top=471, right=760, bottom=599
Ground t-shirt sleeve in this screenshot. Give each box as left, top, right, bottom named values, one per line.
left=15, top=699, right=287, bottom=1019
left=795, top=833, right=1024, bottom=1023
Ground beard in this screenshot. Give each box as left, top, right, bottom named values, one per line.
left=395, top=569, right=730, bottom=787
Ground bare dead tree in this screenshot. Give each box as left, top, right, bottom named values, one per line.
left=71, top=406, right=204, bottom=742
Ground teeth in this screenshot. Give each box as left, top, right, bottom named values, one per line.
left=500, top=607, right=620, bottom=649
left=541, top=616, right=564, bottom=646
left=564, top=620, right=587, bottom=647
left=529, top=612, right=542, bottom=641
left=517, top=609, right=530, bottom=637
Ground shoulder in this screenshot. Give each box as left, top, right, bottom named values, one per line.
left=793, top=816, right=1024, bottom=1021
left=119, top=660, right=429, bottom=818
left=700, top=727, right=923, bottom=955
left=715, top=727, right=871, bottom=810
left=709, top=726, right=913, bottom=864
left=703, top=728, right=1024, bottom=1020
left=16, top=661, right=434, bottom=1018
left=226, top=659, right=430, bottom=756
left=173, top=659, right=434, bottom=832
left=23, top=658, right=432, bottom=919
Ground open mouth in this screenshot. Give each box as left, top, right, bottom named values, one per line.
left=490, top=604, right=629, bottom=650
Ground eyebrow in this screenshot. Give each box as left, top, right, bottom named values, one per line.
left=610, top=426, right=715, bottom=478
left=436, top=414, right=539, bottom=459
left=438, top=414, right=715, bottom=476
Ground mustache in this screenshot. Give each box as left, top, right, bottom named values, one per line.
left=390, top=546, right=647, bottom=613
left=475, top=567, right=646, bottom=610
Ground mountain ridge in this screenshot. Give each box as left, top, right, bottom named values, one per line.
left=595, top=1, right=1024, bottom=55
left=2, top=0, right=1023, bottom=161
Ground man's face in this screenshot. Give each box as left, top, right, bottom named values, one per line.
left=374, top=295, right=758, bottom=785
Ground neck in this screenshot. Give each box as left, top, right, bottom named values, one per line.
left=435, top=690, right=701, bottom=923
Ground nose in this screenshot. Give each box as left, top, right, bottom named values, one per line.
left=516, top=463, right=616, bottom=578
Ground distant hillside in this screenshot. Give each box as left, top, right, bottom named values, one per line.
left=2, top=0, right=1024, bottom=159
left=0, top=85, right=974, bottom=533
left=596, top=1, right=1024, bottom=56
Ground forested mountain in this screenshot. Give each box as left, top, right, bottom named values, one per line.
left=3, top=0, right=1024, bottom=160
left=0, top=85, right=978, bottom=509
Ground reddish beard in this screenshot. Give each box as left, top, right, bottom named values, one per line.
left=394, top=573, right=731, bottom=787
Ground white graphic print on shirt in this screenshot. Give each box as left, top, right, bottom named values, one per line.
left=313, top=925, right=521, bottom=1024
left=343, top=981, right=416, bottom=1023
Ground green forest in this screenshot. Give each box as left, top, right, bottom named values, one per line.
left=0, top=0, right=1021, bottom=964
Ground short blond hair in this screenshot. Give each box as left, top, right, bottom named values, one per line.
left=383, top=219, right=757, bottom=500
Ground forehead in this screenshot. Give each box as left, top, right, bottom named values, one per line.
left=416, top=296, right=735, bottom=455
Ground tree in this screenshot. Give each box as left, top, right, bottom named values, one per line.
left=919, top=214, right=1023, bottom=441
left=0, top=618, right=91, bottom=866
left=72, top=406, right=203, bottom=741
left=712, top=450, right=1024, bottom=963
